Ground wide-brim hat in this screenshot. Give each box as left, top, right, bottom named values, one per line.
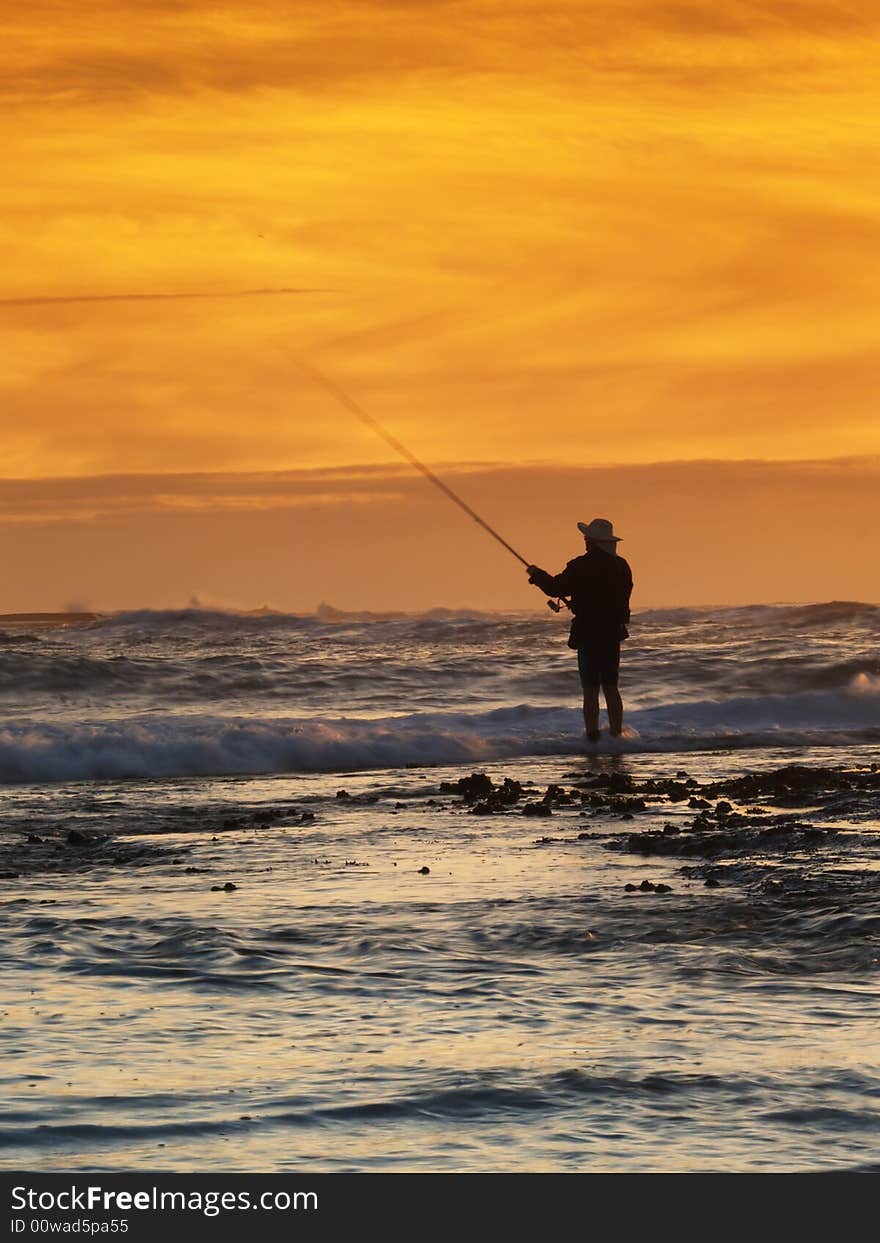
left=577, top=517, right=621, bottom=542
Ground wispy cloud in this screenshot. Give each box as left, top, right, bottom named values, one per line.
left=6, top=3, right=878, bottom=105
left=0, top=288, right=331, bottom=307
left=0, top=464, right=416, bottom=522
left=2, top=0, right=879, bottom=480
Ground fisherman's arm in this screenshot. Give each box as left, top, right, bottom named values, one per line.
left=526, top=563, right=574, bottom=597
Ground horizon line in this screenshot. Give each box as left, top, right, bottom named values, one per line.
left=1, top=599, right=877, bottom=623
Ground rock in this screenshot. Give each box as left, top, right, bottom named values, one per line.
left=655, top=883, right=672, bottom=894
left=638, top=879, right=656, bottom=892
left=716, top=801, right=733, bottom=816
left=705, top=877, right=721, bottom=888
left=544, top=784, right=576, bottom=805
left=467, top=777, right=524, bottom=813
left=211, top=882, right=238, bottom=892
left=26, top=834, right=43, bottom=843
left=522, top=802, right=552, bottom=817
left=666, top=783, right=690, bottom=802
left=440, top=772, right=494, bottom=802
left=418, top=866, right=430, bottom=875
left=624, top=883, right=637, bottom=891
left=336, top=789, right=351, bottom=799
left=66, top=829, right=90, bottom=846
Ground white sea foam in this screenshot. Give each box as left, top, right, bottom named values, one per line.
left=0, top=683, right=878, bottom=784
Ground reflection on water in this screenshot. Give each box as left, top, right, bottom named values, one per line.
left=1, top=750, right=878, bottom=1171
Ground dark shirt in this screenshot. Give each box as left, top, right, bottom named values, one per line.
left=530, top=548, right=633, bottom=638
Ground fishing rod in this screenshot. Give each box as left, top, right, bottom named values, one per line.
left=297, top=358, right=571, bottom=613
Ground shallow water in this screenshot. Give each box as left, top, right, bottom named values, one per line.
left=2, top=747, right=878, bottom=1171
left=1, top=607, right=878, bottom=1170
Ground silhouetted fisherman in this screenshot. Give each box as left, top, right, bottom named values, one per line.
left=527, top=518, right=633, bottom=743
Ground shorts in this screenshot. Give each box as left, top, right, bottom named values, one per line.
left=577, top=639, right=621, bottom=689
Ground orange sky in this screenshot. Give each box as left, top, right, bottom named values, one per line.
left=2, top=1, right=878, bottom=607
left=1, top=457, right=877, bottom=611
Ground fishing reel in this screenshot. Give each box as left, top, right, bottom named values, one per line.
left=547, top=598, right=564, bottom=613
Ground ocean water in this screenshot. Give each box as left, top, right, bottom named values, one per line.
left=0, top=603, right=878, bottom=1171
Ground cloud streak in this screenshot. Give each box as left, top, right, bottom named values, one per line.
left=0, top=288, right=332, bottom=307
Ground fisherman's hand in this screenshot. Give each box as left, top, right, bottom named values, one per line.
left=526, top=565, right=542, bottom=584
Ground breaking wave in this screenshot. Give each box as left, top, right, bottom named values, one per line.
left=0, top=600, right=877, bottom=781
left=1, top=681, right=879, bottom=784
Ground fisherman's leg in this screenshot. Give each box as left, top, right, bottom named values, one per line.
left=577, top=648, right=601, bottom=741
left=583, top=687, right=600, bottom=738
left=603, top=682, right=623, bottom=736
left=602, top=641, right=623, bottom=736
